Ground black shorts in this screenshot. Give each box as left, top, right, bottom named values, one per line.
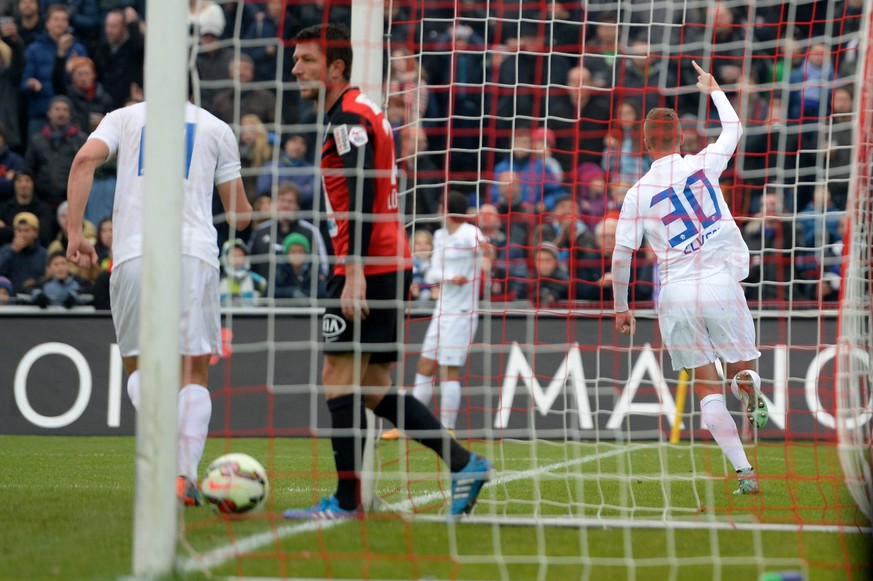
left=321, top=270, right=411, bottom=364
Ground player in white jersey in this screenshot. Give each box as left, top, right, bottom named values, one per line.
left=382, top=192, right=486, bottom=440
left=65, top=100, right=252, bottom=505
left=611, top=62, right=768, bottom=495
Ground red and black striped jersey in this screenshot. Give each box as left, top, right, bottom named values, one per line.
left=321, top=88, right=411, bottom=276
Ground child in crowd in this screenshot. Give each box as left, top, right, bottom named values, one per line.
left=31, top=251, right=89, bottom=308
left=273, top=232, right=325, bottom=299
left=219, top=239, right=267, bottom=307
left=409, top=229, right=435, bottom=301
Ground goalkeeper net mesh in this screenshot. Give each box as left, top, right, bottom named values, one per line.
left=179, top=0, right=873, bottom=578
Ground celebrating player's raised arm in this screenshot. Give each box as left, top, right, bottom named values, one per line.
left=692, top=60, right=743, bottom=155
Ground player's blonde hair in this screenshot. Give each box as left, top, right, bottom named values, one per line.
left=644, top=108, right=680, bottom=152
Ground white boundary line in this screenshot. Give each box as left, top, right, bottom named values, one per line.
left=179, top=445, right=636, bottom=573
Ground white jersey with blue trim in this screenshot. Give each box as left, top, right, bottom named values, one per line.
left=614, top=91, right=749, bottom=286
left=88, top=101, right=242, bottom=268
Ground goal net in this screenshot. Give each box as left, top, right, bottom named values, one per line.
left=175, top=0, right=873, bottom=578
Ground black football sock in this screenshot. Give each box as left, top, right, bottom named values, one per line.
left=327, top=394, right=366, bottom=510
left=374, top=392, right=471, bottom=472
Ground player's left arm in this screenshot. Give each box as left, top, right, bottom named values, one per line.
left=66, top=138, right=109, bottom=268
left=216, top=125, right=252, bottom=231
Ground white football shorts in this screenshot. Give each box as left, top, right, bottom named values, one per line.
left=421, top=310, right=478, bottom=367
left=110, top=256, right=222, bottom=357
left=658, top=270, right=760, bottom=372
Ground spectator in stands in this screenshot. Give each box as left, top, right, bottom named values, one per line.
left=238, top=113, right=271, bottom=202
left=530, top=243, right=570, bottom=306
left=399, top=125, right=442, bottom=227
left=490, top=173, right=532, bottom=299
left=195, top=8, right=232, bottom=111
left=607, top=180, right=632, bottom=214
left=602, top=100, right=651, bottom=186
left=93, top=8, right=143, bottom=110
left=189, top=0, right=224, bottom=36
left=93, top=215, right=110, bottom=268
left=250, top=193, right=272, bottom=232
left=30, top=249, right=88, bottom=307
left=210, top=54, right=276, bottom=126
left=24, top=95, right=86, bottom=206
left=494, top=22, right=570, bottom=150
left=0, top=211, right=46, bottom=292
left=679, top=114, right=703, bottom=155
left=549, top=65, right=611, bottom=172
left=219, top=238, right=266, bottom=307
left=0, top=169, right=52, bottom=245
left=614, top=35, right=673, bottom=114
left=797, top=184, right=843, bottom=249
left=423, top=23, right=486, bottom=178
left=51, top=55, right=112, bottom=134
left=469, top=204, right=528, bottom=301
left=490, top=127, right=566, bottom=211
left=789, top=42, right=834, bottom=121
left=48, top=200, right=96, bottom=280
left=576, top=215, right=653, bottom=305
left=583, top=12, right=619, bottom=88
left=534, top=194, right=593, bottom=265
left=0, top=122, right=24, bottom=201
left=0, top=274, right=14, bottom=304
left=740, top=95, right=797, bottom=214
left=824, top=86, right=853, bottom=208
left=817, top=214, right=846, bottom=303
left=409, top=229, right=434, bottom=301
left=13, top=0, right=42, bottom=49
left=257, top=134, right=315, bottom=208
left=0, top=33, right=23, bottom=152
left=388, top=45, right=431, bottom=125
left=242, top=0, right=281, bottom=82
left=44, top=0, right=100, bottom=46
left=21, top=5, right=87, bottom=136
left=218, top=0, right=256, bottom=41
left=742, top=190, right=804, bottom=303
left=574, top=162, right=607, bottom=226
left=273, top=232, right=325, bottom=300
left=248, top=182, right=327, bottom=281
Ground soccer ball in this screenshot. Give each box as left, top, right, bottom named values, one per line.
left=200, top=453, right=269, bottom=514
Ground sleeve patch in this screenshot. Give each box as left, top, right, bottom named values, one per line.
left=333, top=124, right=351, bottom=155
left=348, top=125, right=369, bottom=148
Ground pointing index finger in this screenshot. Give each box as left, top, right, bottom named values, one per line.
left=691, top=60, right=705, bottom=75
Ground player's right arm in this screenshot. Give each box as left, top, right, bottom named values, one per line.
left=692, top=60, right=743, bottom=158
left=66, top=138, right=108, bottom=268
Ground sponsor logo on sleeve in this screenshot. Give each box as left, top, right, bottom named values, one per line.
left=333, top=125, right=351, bottom=155
left=348, top=125, right=369, bottom=148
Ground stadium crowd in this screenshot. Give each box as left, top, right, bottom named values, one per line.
left=0, top=0, right=862, bottom=308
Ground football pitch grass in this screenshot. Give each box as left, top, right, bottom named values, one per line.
left=1, top=435, right=870, bottom=580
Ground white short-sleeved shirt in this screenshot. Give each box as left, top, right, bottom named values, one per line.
left=614, top=92, right=749, bottom=285
left=425, top=222, right=487, bottom=314
left=89, top=102, right=242, bottom=269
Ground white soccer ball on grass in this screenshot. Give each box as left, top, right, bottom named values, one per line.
left=200, top=453, right=269, bottom=514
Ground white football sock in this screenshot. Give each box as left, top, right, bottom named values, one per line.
left=177, top=384, right=212, bottom=481
left=126, top=371, right=141, bottom=410
left=411, top=373, right=434, bottom=407
left=440, top=380, right=461, bottom=430
left=700, top=393, right=752, bottom=471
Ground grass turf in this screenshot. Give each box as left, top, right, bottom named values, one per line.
left=1, top=435, right=870, bottom=580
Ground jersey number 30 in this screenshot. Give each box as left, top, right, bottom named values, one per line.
left=650, top=170, right=722, bottom=248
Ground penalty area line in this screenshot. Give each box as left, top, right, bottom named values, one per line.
left=178, top=444, right=640, bottom=574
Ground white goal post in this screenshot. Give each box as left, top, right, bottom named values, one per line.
left=132, top=0, right=188, bottom=575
